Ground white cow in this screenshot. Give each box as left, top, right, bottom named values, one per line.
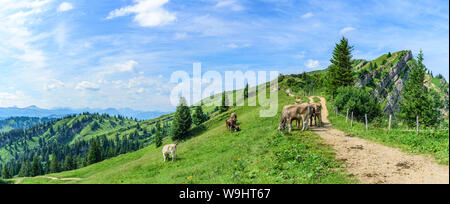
left=162, top=144, right=178, bottom=162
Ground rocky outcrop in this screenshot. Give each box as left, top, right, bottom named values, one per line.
left=356, top=51, right=413, bottom=116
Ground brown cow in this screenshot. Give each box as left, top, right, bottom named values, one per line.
left=231, top=113, right=237, bottom=121
left=279, top=103, right=311, bottom=132
left=309, top=102, right=322, bottom=127
left=226, top=118, right=240, bottom=132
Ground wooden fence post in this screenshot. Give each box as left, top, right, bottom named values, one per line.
left=335, top=107, right=338, bottom=116
left=388, top=114, right=392, bottom=131
left=416, top=115, right=419, bottom=136
left=365, top=114, right=368, bottom=131
left=351, top=112, right=353, bottom=127
left=346, top=109, right=349, bottom=123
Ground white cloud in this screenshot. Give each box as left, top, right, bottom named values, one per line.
left=75, top=81, right=100, bottom=91
left=301, top=12, right=314, bottom=19
left=106, top=0, right=176, bottom=27
left=226, top=43, right=251, bottom=49
left=57, top=2, right=73, bottom=12
left=173, top=32, right=187, bottom=40
left=0, top=91, right=28, bottom=107
left=305, top=59, right=320, bottom=69
left=44, top=79, right=65, bottom=91
left=340, top=27, right=355, bottom=34
left=114, top=60, right=139, bottom=72
left=215, top=0, right=243, bottom=11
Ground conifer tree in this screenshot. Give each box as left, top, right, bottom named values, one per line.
left=64, top=155, right=75, bottom=171
left=244, top=83, right=249, bottom=98
left=220, top=92, right=229, bottom=113
left=87, top=140, right=102, bottom=165
left=1, top=164, right=11, bottom=179
left=49, top=155, right=59, bottom=173
left=193, top=105, right=206, bottom=126
left=171, top=97, right=192, bottom=141
left=31, top=155, right=41, bottom=177
left=327, top=37, right=354, bottom=96
left=154, top=121, right=162, bottom=148
left=400, top=50, right=439, bottom=127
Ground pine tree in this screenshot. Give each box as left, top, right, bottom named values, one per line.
left=171, top=97, right=192, bottom=141
left=244, top=83, right=249, bottom=98
left=49, top=155, right=59, bottom=173
left=64, top=155, right=75, bottom=171
left=220, top=92, right=229, bottom=113
left=400, top=50, right=439, bottom=127
left=327, top=37, right=354, bottom=96
left=193, top=105, right=206, bottom=126
left=31, top=155, right=41, bottom=177
left=87, top=140, right=102, bottom=165
left=154, top=121, right=162, bottom=148
left=1, top=164, right=11, bottom=179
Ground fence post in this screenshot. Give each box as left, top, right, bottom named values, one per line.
left=346, top=109, right=349, bottom=123
left=335, top=107, right=338, bottom=116
left=388, top=114, right=392, bottom=131
left=365, top=114, right=368, bottom=131
left=351, top=112, right=353, bottom=127
left=416, top=115, right=419, bottom=136
left=331, top=95, right=333, bottom=105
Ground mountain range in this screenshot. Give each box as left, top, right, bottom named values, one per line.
left=0, top=105, right=169, bottom=121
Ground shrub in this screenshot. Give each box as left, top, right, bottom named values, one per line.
left=334, top=86, right=381, bottom=122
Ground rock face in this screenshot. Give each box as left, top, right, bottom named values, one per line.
left=356, top=51, right=413, bottom=116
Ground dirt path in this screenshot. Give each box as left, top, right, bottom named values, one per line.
left=308, top=96, right=449, bottom=184
left=37, top=176, right=83, bottom=181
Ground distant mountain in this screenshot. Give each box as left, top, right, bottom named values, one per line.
left=0, top=106, right=169, bottom=120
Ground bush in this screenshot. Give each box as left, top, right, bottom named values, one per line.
left=334, top=86, right=381, bottom=122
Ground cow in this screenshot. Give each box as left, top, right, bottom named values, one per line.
left=231, top=113, right=237, bottom=121
left=309, top=102, right=322, bottom=127
left=226, top=118, right=240, bottom=132
left=162, top=144, right=178, bottom=162
left=278, top=103, right=311, bottom=132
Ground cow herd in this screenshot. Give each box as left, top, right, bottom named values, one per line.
left=279, top=102, right=322, bottom=133
left=162, top=101, right=323, bottom=162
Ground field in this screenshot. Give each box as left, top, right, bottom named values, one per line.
left=15, top=91, right=355, bottom=184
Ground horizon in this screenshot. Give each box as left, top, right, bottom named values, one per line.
left=1, top=0, right=449, bottom=112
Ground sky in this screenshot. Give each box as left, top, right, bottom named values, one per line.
left=0, top=0, right=448, bottom=111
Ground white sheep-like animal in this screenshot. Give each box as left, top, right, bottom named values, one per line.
left=162, top=144, right=178, bottom=162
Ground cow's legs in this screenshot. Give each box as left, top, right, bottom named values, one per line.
left=288, top=119, right=292, bottom=132
left=163, top=153, right=166, bottom=162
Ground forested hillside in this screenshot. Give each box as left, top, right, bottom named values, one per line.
left=0, top=113, right=175, bottom=178
left=0, top=117, right=55, bottom=133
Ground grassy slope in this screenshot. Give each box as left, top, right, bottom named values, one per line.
left=17, top=90, right=355, bottom=184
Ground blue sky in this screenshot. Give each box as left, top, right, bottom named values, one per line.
left=0, top=0, right=448, bottom=111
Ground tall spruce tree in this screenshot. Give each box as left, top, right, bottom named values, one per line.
left=244, top=83, right=249, bottom=98
left=327, top=37, right=354, bottom=96
left=154, top=121, right=162, bottom=148
left=193, top=105, right=206, bottom=126
left=220, top=92, right=229, bottom=113
left=31, top=155, right=41, bottom=177
left=49, top=155, right=59, bottom=173
left=87, top=140, right=102, bottom=165
left=171, top=97, right=192, bottom=141
left=1, top=164, right=11, bottom=179
left=400, top=50, right=439, bottom=127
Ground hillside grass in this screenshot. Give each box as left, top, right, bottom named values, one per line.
left=325, top=96, right=449, bottom=165
left=15, top=92, right=355, bottom=184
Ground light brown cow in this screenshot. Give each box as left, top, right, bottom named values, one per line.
left=226, top=118, right=240, bottom=132
left=278, top=103, right=311, bottom=132
left=309, top=102, right=322, bottom=127
left=162, top=144, right=178, bottom=162
left=231, top=113, right=237, bottom=121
